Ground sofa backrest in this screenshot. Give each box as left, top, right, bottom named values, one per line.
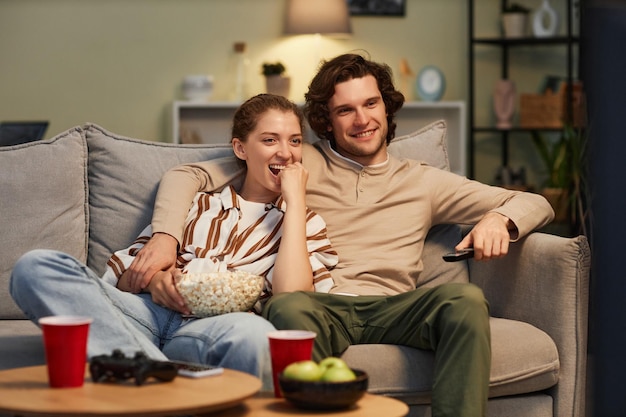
left=84, top=124, right=234, bottom=277
left=0, top=121, right=468, bottom=319
left=0, top=124, right=234, bottom=319
left=1, top=128, right=88, bottom=319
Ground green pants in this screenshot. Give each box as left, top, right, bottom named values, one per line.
left=263, top=283, right=490, bottom=417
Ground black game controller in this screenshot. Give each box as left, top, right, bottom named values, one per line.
left=89, top=349, right=178, bottom=386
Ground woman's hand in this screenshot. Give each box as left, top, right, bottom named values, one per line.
left=145, top=269, right=191, bottom=315
left=278, top=162, right=308, bottom=207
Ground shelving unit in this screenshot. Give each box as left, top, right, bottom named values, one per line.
left=172, top=100, right=467, bottom=175
left=468, top=0, right=580, bottom=180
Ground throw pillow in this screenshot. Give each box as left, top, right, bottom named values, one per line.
left=0, top=127, right=88, bottom=319
left=388, top=119, right=449, bottom=171
left=85, top=124, right=235, bottom=276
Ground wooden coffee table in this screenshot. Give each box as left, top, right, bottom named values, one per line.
left=205, top=392, right=409, bottom=417
left=0, top=364, right=261, bottom=416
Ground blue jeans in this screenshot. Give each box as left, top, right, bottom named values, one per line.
left=10, top=249, right=275, bottom=390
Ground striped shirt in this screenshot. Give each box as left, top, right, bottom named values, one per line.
left=104, top=186, right=338, bottom=312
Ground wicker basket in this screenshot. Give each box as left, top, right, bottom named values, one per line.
left=520, top=83, right=586, bottom=129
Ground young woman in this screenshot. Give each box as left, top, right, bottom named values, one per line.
left=10, top=94, right=337, bottom=392
left=109, top=93, right=338, bottom=313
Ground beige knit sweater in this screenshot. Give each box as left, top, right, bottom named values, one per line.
left=152, top=141, right=554, bottom=296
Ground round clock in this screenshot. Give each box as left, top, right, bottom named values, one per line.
left=415, top=66, right=446, bottom=102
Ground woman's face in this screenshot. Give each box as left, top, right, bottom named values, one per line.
left=232, top=108, right=303, bottom=202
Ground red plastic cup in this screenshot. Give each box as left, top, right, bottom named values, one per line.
left=39, top=316, right=92, bottom=388
left=268, top=330, right=316, bottom=398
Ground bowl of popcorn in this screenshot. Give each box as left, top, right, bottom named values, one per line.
left=175, top=271, right=264, bottom=317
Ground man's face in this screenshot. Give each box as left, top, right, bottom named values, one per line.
left=326, top=75, right=389, bottom=166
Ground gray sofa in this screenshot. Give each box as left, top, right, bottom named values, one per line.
left=0, top=122, right=590, bottom=417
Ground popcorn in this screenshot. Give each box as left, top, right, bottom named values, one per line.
left=176, top=271, right=264, bottom=318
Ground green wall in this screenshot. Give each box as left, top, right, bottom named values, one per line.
left=0, top=0, right=574, bottom=185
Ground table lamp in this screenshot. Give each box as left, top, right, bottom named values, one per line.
left=284, top=0, right=352, bottom=38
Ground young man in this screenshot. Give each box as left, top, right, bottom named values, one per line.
left=127, top=54, right=554, bottom=416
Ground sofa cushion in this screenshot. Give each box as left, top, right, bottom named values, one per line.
left=85, top=124, right=236, bottom=276
left=341, top=317, right=559, bottom=403
left=388, top=119, right=449, bottom=171
left=0, top=320, right=45, bottom=370
left=0, top=128, right=88, bottom=319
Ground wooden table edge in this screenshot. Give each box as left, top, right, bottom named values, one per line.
left=0, top=364, right=261, bottom=417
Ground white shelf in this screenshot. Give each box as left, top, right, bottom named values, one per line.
left=172, top=100, right=466, bottom=175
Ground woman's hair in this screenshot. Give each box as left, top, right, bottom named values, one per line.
left=231, top=93, right=304, bottom=143
left=304, top=53, right=405, bottom=144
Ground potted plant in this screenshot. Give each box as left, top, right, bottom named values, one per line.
left=502, top=3, right=530, bottom=38
left=531, top=125, right=589, bottom=235
left=262, top=62, right=290, bottom=98
left=262, top=62, right=286, bottom=77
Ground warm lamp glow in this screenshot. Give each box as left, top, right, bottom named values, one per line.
left=284, top=0, right=352, bottom=38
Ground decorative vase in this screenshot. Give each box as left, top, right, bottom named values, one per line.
left=232, top=42, right=249, bottom=102
left=502, top=13, right=527, bottom=38
left=398, top=58, right=415, bottom=101
left=182, top=75, right=214, bottom=102
left=493, top=79, right=516, bottom=129
left=265, top=75, right=290, bottom=98
left=532, top=0, right=559, bottom=38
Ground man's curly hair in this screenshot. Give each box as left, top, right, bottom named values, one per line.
left=304, top=53, right=405, bottom=145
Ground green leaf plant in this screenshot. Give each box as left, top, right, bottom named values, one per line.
left=531, top=125, right=589, bottom=236
left=261, top=62, right=286, bottom=77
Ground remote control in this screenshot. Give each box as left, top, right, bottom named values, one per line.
left=442, top=248, right=475, bottom=262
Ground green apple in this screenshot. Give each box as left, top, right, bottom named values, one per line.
left=319, top=357, right=349, bottom=373
left=320, top=366, right=356, bottom=382
left=282, top=360, right=323, bottom=381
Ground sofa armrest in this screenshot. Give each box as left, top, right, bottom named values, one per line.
left=469, top=232, right=590, bottom=417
